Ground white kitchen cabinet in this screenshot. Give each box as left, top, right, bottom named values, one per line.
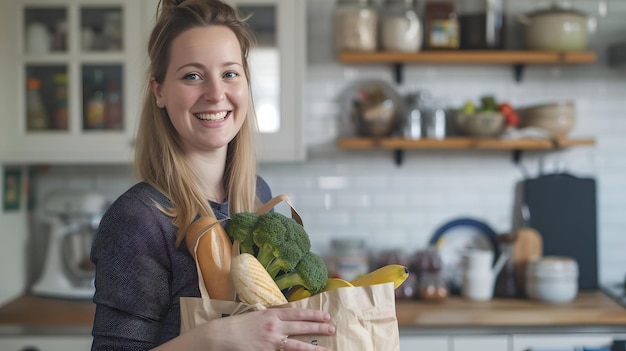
left=0, top=336, right=92, bottom=351
left=400, top=335, right=449, bottom=351
left=452, top=335, right=510, bottom=351
left=0, top=0, right=305, bottom=165
left=0, top=0, right=145, bottom=164
left=512, top=333, right=625, bottom=351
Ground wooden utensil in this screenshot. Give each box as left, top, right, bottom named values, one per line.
left=512, top=227, right=543, bottom=294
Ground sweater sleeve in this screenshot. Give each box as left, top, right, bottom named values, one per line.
left=90, top=189, right=174, bottom=350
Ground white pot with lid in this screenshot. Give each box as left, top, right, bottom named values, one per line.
left=525, top=256, right=578, bottom=304
left=517, top=5, right=594, bottom=51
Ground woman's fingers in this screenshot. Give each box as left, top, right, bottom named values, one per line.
left=273, top=308, right=335, bottom=335
left=274, top=307, right=331, bottom=322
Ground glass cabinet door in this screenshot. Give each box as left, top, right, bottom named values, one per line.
left=4, top=0, right=143, bottom=163
left=237, top=5, right=281, bottom=134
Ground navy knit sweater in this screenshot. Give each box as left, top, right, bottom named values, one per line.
left=90, top=179, right=272, bottom=350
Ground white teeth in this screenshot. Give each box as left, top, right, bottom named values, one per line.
left=196, top=111, right=227, bottom=121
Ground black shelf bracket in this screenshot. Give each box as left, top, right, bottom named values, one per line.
left=513, top=64, right=525, bottom=82
left=394, top=149, right=404, bottom=166
left=393, top=63, right=404, bottom=84
left=512, top=149, right=523, bottom=165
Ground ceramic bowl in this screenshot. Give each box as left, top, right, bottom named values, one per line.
left=456, top=112, right=506, bottom=138
left=525, top=256, right=579, bottom=304
left=520, top=101, right=576, bottom=138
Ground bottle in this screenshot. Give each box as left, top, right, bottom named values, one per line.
left=85, top=69, right=105, bottom=129
left=381, top=0, right=422, bottom=52
left=26, top=78, right=49, bottom=131
left=104, top=80, right=123, bottom=130
left=403, top=93, right=423, bottom=139
left=52, top=73, right=68, bottom=130
left=333, top=0, right=378, bottom=52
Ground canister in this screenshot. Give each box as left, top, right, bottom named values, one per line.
left=380, top=0, right=422, bottom=52
left=333, top=0, right=378, bottom=52
left=327, top=238, right=369, bottom=281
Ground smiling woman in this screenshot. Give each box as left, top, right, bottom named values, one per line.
left=89, top=1, right=335, bottom=350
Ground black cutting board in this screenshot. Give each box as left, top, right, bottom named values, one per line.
left=523, top=173, right=598, bottom=290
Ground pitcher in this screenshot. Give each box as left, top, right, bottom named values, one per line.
left=461, top=249, right=508, bottom=301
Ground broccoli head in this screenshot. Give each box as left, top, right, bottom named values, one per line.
left=274, top=251, right=328, bottom=295
left=264, top=216, right=312, bottom=278
left=252, top=212, right=291, bottom=267
left=225, top=212, right=259, bottom=255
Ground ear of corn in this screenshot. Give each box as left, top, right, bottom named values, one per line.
left=231, top=253, right=288, bottom=306
left=186, top=217, right=233, bottom=300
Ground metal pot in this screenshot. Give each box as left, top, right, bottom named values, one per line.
left=517, top=5, right=592, bottom=51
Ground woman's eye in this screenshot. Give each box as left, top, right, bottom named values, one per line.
left=224, top=71, right=239, bottom=79
left=183, top=73, right=201, bottom=80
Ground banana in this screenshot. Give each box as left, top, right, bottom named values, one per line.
left=323, top=278, right=354, bottom=291
left=349, top=264, right=409, bottom=289
left=288, top=278, right=355, bottom=302
left=286, top=286, right=311, bottom=302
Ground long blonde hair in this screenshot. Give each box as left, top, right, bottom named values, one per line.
left=135, top=0, right=260, bottom=247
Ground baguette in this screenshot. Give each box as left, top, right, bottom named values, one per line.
left=185, top=216, right=233, bottom=300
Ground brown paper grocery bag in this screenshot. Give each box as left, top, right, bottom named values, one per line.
left=180, top=283, right=399, bottom=350
left=179, top=195, right=400, bottom=350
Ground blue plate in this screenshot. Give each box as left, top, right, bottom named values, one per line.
left=429, top=218, right=500, bottom=293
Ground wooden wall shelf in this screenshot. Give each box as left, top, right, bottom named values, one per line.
left=337, top=137, right=596, bottom=165
left=337, top=50, right=598, bottom=82
left=338, top=51, right=598, bottom=64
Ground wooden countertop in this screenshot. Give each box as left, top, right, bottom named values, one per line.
left=397, top=291, right=626, bottom=327
left=0, top=292, right=624, bottom=334
left=0, top=295, right=95, bottom=329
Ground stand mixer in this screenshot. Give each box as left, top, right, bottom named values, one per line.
left=31, top=191, right=109, bottom=299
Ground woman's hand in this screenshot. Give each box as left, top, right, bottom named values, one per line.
left=201, top=307, right=336, bottom=351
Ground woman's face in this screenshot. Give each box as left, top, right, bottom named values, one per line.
left=151, top=25, right=248, bottom=155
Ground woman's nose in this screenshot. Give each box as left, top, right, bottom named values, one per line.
left=202, top=77, right=225, bottom=102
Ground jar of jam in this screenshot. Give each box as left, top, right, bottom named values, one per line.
left=412, top=247, right=449, bottom=301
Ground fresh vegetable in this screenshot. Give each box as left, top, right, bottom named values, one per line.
left=274, top=251, right=328, bottom=295
left=230, top=253, right=288, bottom=307
left=185, top=216, right=233, bottom=300
left=350, top=264, right=409, bottom=290
left=252, top=213, right=306, bottom=274
left=224, top=212, right=258, bottom=255
left=499, top=103, right=520, bottom=127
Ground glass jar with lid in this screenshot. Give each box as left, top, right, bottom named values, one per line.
left=333, top=0, right=378, bottom=52
left=380, top=0, right=422, bottom=52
